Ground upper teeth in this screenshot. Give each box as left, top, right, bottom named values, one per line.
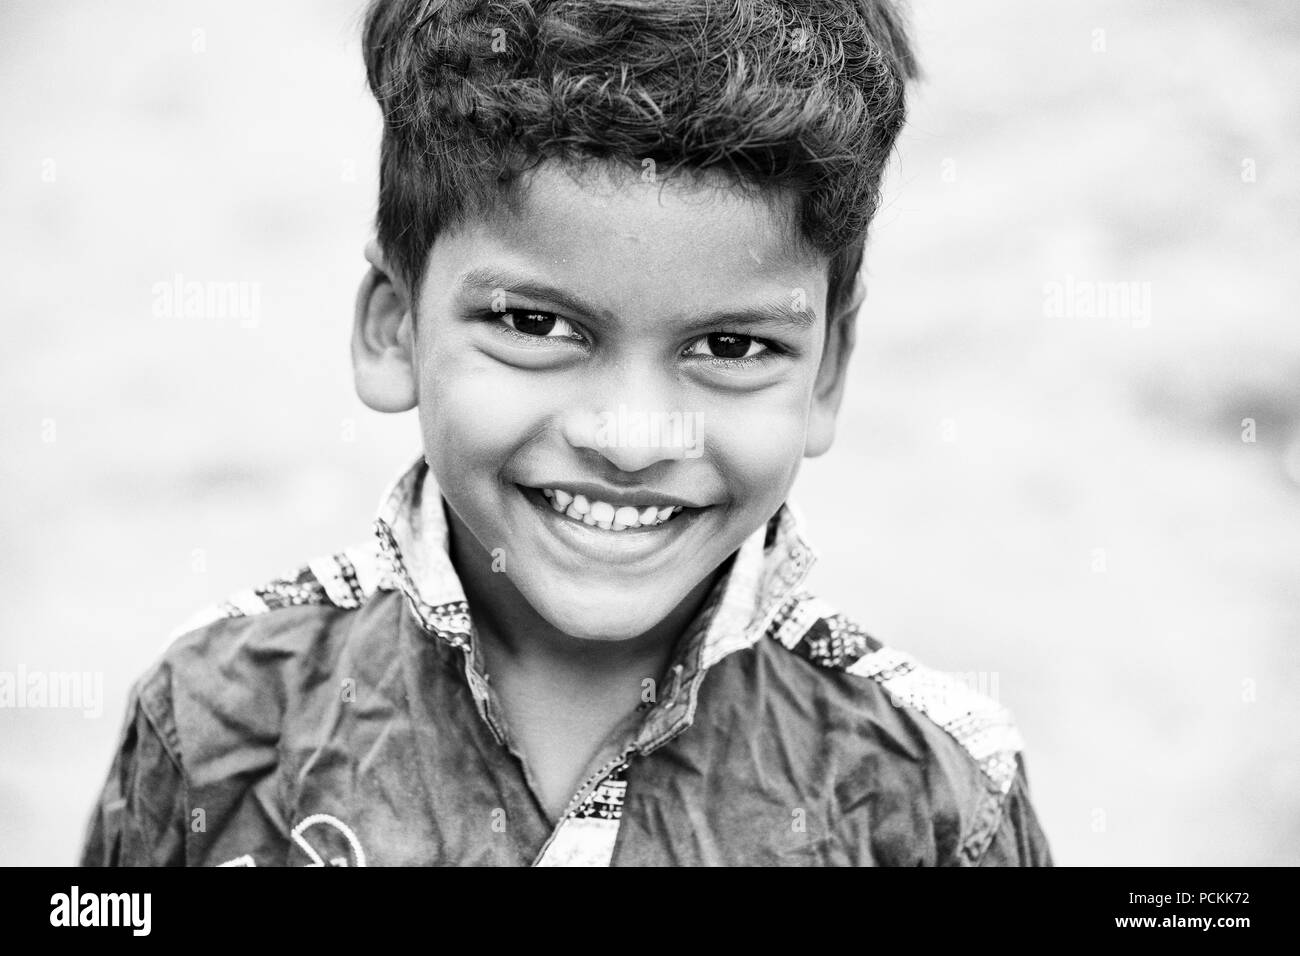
left=542, top=488, right=683, bottom=530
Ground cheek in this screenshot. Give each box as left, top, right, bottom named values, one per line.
left=416, top=340, right=550, bottom=471
left=703, top=384, right=809, bottom=506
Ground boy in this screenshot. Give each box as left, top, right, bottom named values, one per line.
left=82, top=0, right=1051, bottom=866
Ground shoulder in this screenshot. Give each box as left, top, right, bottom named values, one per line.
left=132, top=541, right=403, bottom=778
left=167, top=541, right=391, bottom=641
left=86, top=541, right=407, bottom=866
left=756, top=590, right=1032, bottom=864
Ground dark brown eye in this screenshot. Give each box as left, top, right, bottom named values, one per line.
left=704, top=333, right=757, bottom=359
left=507, top=311, right=557, bottom=336
left=682, top=332, right=772, bottom=363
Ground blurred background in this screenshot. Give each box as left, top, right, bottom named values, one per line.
left=1, top=0, right=1296, bottom=865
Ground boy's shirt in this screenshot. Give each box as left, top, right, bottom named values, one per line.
left=81, top=457, right=1052, bottom=867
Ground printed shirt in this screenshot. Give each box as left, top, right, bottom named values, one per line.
left=81, top=456, right=1052, bottom=867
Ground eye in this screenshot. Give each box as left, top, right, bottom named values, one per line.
left=489, top=309, right=587, bottom=345
left=684, top=332, right=771, bottom=361
left=498, top=309, right=580, bottom=339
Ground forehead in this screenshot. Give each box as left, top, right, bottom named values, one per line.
left=436, top=160, right=825, bottom=305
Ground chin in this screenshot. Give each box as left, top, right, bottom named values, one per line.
left=524, top=589, right=678, bottom=643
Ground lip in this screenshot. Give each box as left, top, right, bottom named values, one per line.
left=515, top=483, right=707, bottom=567
left=523, top=480, right=706, bottom=510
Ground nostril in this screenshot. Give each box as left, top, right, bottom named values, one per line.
left=560, top=410, right=604, bottom=451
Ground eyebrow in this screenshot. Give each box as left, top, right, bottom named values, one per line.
left=455, top=265, right=817, bottom=332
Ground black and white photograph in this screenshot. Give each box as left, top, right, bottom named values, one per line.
left=0, top=0, right=1295, bottom=893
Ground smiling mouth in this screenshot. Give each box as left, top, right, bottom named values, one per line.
left=518, top=485, right=693, bottom=532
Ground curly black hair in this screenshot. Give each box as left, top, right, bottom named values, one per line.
left=363, top=0, right=917, bottom=322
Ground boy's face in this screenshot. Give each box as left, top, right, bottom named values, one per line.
left=355, top=161, right=856, bottom=642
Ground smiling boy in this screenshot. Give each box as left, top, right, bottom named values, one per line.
left=82, top=0, right=1051, bottom=866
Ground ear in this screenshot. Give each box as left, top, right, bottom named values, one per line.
left=352, top=239, right=418, bottom=413
left=804, top=273, right=864, bottom=458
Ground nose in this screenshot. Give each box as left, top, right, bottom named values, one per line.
left=559, top=366, right=702, bottom=473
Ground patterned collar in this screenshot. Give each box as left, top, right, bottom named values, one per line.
left=371, top=455, right=819, bottom=749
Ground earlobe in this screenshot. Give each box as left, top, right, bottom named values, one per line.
left=351, top=252, right=419, bottom=414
